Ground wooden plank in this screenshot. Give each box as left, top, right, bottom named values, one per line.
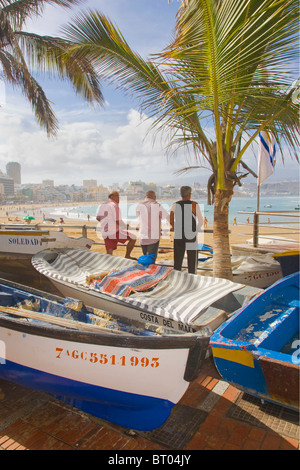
left=0, top=305, right=133, bottom=335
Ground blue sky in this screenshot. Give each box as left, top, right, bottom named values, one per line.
left=0, top=0, right=299, bottom=187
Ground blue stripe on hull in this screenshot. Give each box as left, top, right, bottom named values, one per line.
left=0, top=359, right=174, bottom=431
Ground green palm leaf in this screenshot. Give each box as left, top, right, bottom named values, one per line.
left=59, top=1, right=299, bottom=279
left=0, top=0, right=103, bottom=135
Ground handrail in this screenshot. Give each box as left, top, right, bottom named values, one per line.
left=237, top=210, right=299, bottom=247
left=0, top=223, right=214, bottom=251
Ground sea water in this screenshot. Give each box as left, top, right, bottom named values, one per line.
left=49, top=195, right=300, bottom=225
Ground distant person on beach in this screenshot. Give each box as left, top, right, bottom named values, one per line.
left=136, top=190, right=170, bottom=260
left=170, top=186, right=203, bottom=274
left=96, top=191, right=136, bottom=259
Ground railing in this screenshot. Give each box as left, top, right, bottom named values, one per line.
left=237, top=210, right=300, bottom=247
left=0, top=223, right=214, bottom=250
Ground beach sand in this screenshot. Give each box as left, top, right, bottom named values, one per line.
left=1, top=202, right=299, bottom=264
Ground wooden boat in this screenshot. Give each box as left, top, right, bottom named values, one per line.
left=231, top=236, right=300, bottom=257
left=31, top=249, right=261, bottom=334
left=0, top=228, right=94, bottom=288
left=0, top=227, right=93, bottom=259
left=210, top=272, right=300, bottom=411
left=0, top=277, right=209, bottom=431
left=197, top=254, right=283, bottom=289
left=272, top=249, right=300, bottom=277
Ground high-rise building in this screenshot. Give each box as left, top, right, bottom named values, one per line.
left=0, top=171, right=14, bottom=195
left=6, top=162, right=21, bottom=185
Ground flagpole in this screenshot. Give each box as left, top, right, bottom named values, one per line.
left=254, top=134, right=262, bottom=248
left=254, top=131, right=276, bottom=247
left=254, top=178, right=260, bottom=247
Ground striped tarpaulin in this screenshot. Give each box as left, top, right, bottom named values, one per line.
left=32, top=249, right=243, bottom=325
left=91, top=264, right=173, bottom=297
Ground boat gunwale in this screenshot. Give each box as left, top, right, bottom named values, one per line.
left=0, top=277, right=209, bottom=348
left=210, top=273, right=300, bottom=363
left=0, top=313, right=208, bottom=350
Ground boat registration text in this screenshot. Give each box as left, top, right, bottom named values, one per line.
left=55, top=347, right=160, bottom=368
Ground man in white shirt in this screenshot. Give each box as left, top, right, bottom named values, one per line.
left=136, top=190, right=170, bottom=260
left=96, top=191, right=136, bottom=258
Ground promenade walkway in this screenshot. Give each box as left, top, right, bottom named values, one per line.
left=0, top=357, right=298, bottom=451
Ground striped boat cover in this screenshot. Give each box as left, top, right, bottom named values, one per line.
left=32, top=249, right=244, bottom=325
left=91, top=264, right=173, bottom=297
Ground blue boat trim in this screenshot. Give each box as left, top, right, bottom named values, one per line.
left=0, top=359, right=173, bottom=431
left=0, top=277, right=211, bottom=431
left=210, top=273, right=300, bottom=411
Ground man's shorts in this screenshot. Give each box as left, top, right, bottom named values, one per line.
left=104, top=231, right=131, bottom=251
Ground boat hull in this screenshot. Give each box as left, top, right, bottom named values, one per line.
left=31, top=249, right=261, bottom=334
left=273, top=250, right=300, bottom=277
left=0, top=228, right=93, bottom=258
left=210, top=273, right=300, bottom=411
left=0, top=279, right=209, bottom=430
left=49, top=278, right=198, bottom=333
left=197, top=254, right=283, bottom=288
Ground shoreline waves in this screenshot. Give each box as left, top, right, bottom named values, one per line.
left=2, top=195, right=297, bottom=225
left=0, top=196, right=299, bottom=264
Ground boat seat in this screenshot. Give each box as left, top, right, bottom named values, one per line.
left=255, top=305, right=299, bottom=352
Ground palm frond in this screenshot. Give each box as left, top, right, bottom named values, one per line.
left=62, top=10, right=214, bottom=162
left=1, top=49, right=58, bottom=134
left=0, top=0, right=103, bottom=135
left=1, top=0, right=82, bottom=29
left=15, top=32, right=104, bottom=105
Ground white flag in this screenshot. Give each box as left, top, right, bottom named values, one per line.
left=258, top=131, right=276, bottom=185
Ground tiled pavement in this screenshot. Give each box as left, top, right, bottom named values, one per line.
left=0, top=357, right=299, bottom=451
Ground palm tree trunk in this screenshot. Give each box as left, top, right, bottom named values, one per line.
left=213, top=188, right=233, bottom=280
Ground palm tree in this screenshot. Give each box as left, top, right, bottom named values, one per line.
left=0, top=0, right=103, bottom=136
left=62, top=0, right=299, bottom=279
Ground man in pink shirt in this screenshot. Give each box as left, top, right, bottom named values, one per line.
left=136, top=190, right=170, bottom=260
left=96, top=191, right=136, bottom=258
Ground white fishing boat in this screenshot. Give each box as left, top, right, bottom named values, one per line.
left=0, top=277, right=209, bottom=431
left=196, top=254, right=283, bottom=289
left=0, top=228, right=94, bottom=289
left=231, top=236, right=299, bottom=257
left=31, top=249, right=261, bottom=334
left=0, top=227, right=93, bottom=259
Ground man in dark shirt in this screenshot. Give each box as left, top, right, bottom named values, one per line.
left=170, top=186, right=203, bottom=274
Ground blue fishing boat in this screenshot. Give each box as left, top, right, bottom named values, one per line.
left=0, top=277, right=210, bottom=431
left=198, top=243, right=213, bottom=262
left=210, top=272, right=300, bottom=411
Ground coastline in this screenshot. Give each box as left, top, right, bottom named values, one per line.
left=1, top=201, right=299, bottom=264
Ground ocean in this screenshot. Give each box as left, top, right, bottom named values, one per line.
left=49, top=195, right=300, bottom=226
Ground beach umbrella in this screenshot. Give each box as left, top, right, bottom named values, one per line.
left=23, top=216, right=35, bottom=221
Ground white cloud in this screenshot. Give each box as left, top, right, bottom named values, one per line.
left=1, top=0, right=298, bottom=188
left=0, top=96, right=185, bottom=185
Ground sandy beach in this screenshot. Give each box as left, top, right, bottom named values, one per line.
left=1, top=202, right=299, bottom=264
